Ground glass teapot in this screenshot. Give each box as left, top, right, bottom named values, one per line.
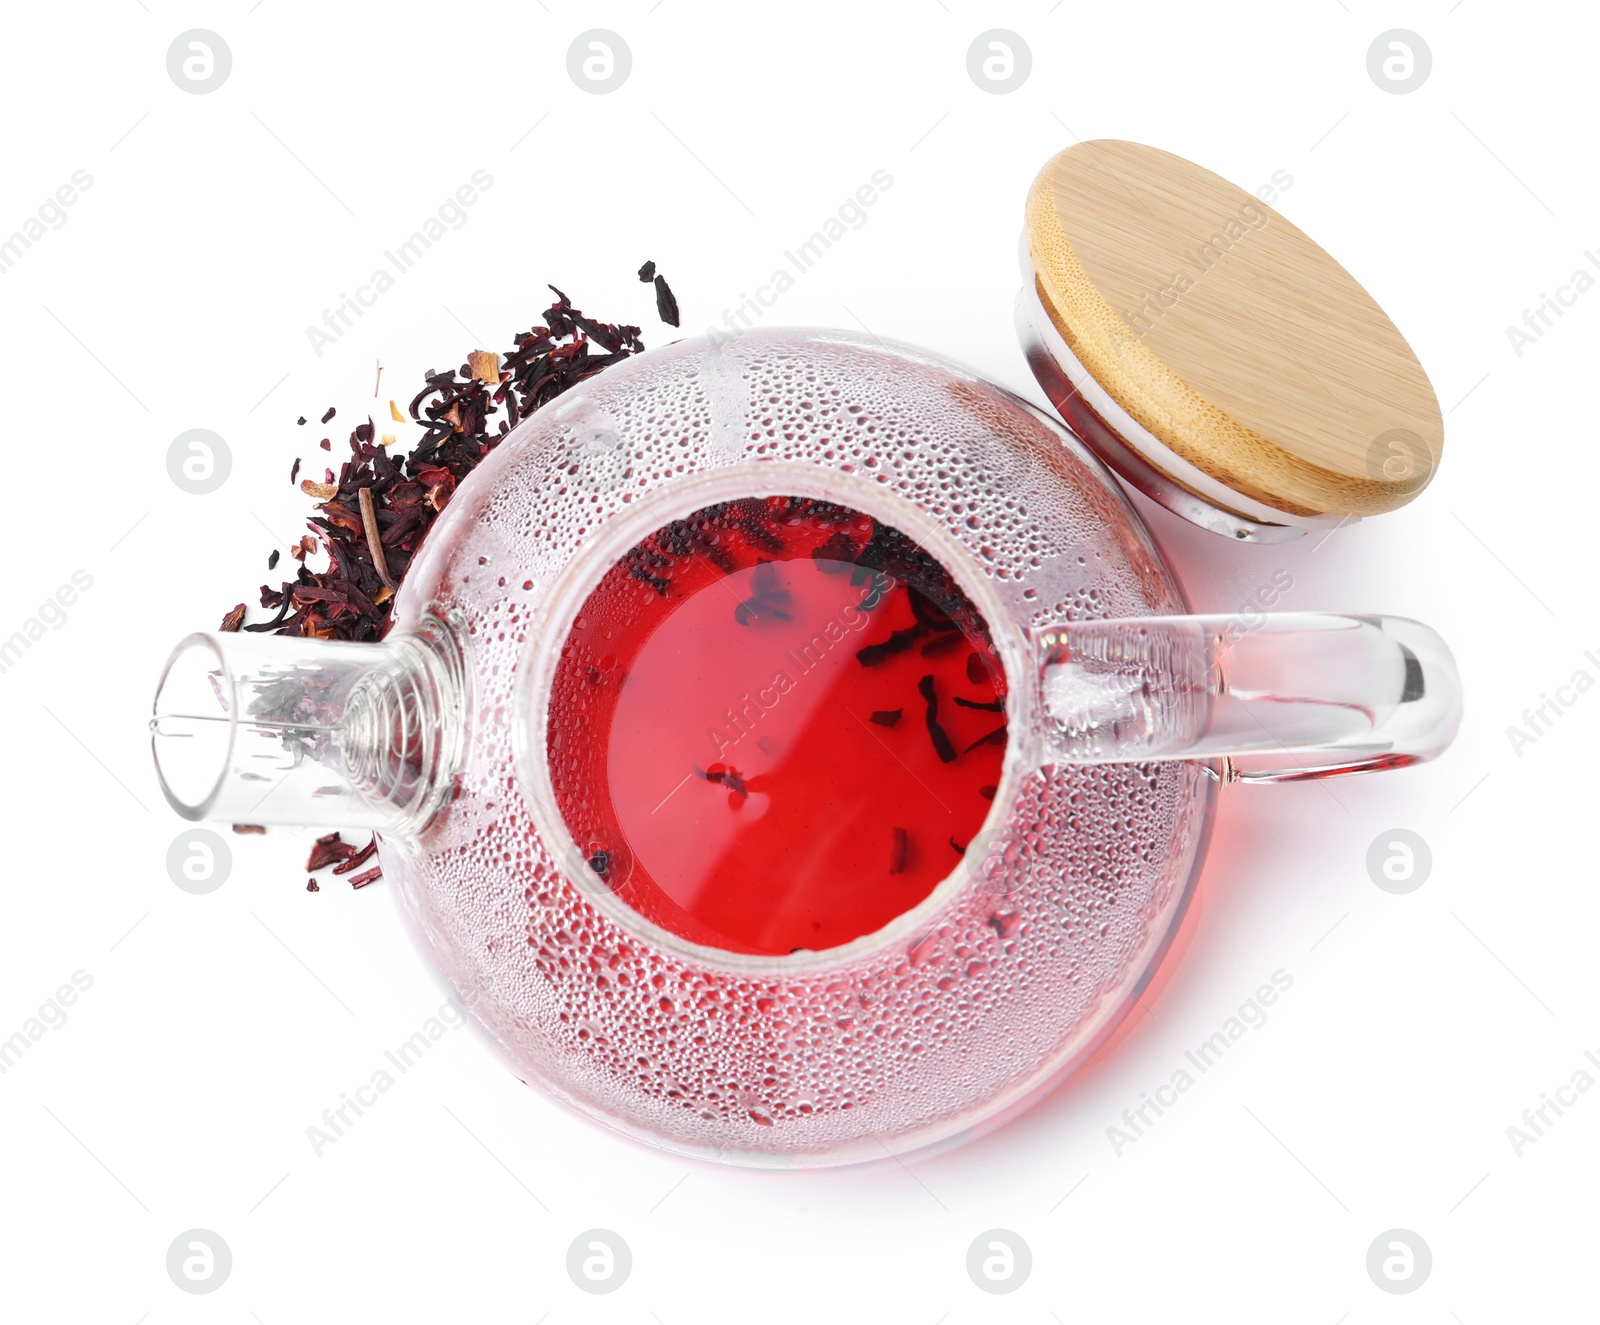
left=151, top=145, right=1462, bottom=1168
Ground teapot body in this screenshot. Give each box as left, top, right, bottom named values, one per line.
left=384, top=328, right=1213, bottom=1166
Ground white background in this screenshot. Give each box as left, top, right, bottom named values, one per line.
left=0, top=1, right=1592, bottom=1319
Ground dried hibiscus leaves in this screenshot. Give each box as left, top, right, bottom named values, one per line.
left=233, top=286, right=647, bottom=645
left=637, top=258, right=680, bottom=326
left=304, top=831, right=382, bottom=891
left=220, top=279, right=672, bottom=891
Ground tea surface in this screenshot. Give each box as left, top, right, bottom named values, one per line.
left=548, top=497, right=1007, bottom=955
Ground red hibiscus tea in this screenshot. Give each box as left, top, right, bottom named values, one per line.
left=547, top=496, right=1008, bottom=956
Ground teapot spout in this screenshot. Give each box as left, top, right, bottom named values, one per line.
left=150, top=616, right=467, bottom=831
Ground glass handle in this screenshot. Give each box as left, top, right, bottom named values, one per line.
left=1033, top=613, right=1461, bottom=782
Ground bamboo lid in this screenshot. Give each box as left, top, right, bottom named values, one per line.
left=1023, top=140, right=1442, bottom=523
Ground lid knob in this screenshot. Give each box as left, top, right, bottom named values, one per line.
left=1022, top=140, right=1442, bottom=537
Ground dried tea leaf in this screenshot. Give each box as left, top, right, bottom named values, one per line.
left=235, top=282, right=647, bottom=652
left=918, top=674, right=958, bottom=764
left=306, top=831, right=351, bottom=871
left=358, top=487, right=398, bottom=591
left=331, top=836, right=378, bottom=875
left=889, top=827, right=908, bottom=875
left=654, top=273, right=680, bottom=326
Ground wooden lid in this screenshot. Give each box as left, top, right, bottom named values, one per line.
left=1024, top=140, right=1442, bottom=520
